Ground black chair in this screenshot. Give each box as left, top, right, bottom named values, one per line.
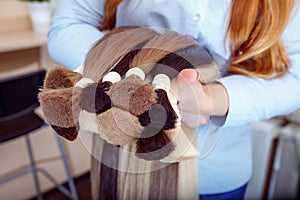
left=0, top=69, right=78, bottom=200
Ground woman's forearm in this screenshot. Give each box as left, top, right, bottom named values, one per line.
left=203, top=83, right=229, bottom=116
left=48, top=0, right=105, bottom=69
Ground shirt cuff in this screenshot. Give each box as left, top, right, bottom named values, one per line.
left=212, top=75, right=256, bottom=127
left=210, top=114, right=227, bottom=127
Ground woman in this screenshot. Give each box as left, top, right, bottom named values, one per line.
left=48, top=0, right=300, bottom=199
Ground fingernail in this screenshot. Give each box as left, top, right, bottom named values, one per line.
left=179, top=69, right=199, bottom=83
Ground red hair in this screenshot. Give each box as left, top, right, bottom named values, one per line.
left=101, top=0, right=298, bottom=78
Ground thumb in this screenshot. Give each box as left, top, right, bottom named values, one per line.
left=177, top=68, right=203, bottom=93
left=177, top=69, right=204, bottom=114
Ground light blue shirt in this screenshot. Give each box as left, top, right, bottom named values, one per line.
left=48, top=0, right=300, bottom=194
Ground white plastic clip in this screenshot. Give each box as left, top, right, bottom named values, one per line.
left=102, top=71, right=121, bottom=83
left=125, top=67, right=145, bottom=80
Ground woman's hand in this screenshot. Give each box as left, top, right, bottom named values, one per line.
left=180, top=111, right=209, bottom=128
left=177, top=69, right=229, bottom=127
left=177, top=69, right=210, bottom=127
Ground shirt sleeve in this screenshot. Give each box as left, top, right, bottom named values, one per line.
left=211, top=9, right=300, bottom=127
left=47, top=0, right=105, bottom=70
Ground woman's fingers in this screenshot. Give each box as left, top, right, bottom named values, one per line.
left=177, top=69, right=205, bottom=114
left=176, top=69, right=210, bottom=127
left=181, top=111, right=209, bottom=128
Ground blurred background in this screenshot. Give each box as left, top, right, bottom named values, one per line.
left=0, top=0, right=91, bottom=199
left=0, top=0, right=299, bottom=199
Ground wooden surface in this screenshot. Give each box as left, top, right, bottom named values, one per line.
left=0, top=48, right=40, bottom=78
left=0, top=0, right=31, bottom=33
left=0, top=31, right=46, bottom=77
left=0, top=0, right=48, bottom=76
left=0, top=31, right=47, bottom=53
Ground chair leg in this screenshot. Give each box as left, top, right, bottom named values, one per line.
left=55, top=134, right=79, bottom=200
left=25, top=134, right=43, bottom=200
